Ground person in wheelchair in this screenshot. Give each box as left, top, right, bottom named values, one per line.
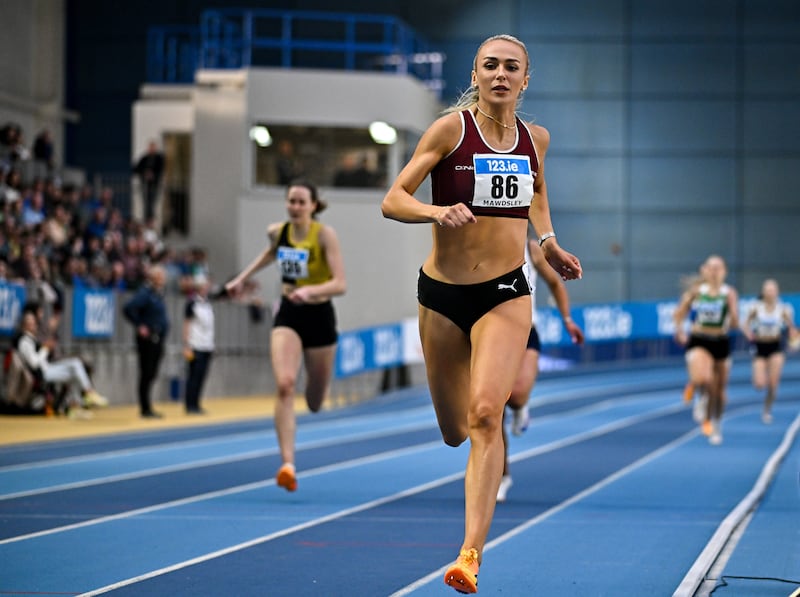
left=13, top=310, right=108, bottom=416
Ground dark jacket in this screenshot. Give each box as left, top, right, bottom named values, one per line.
left=123, top=284, right=169, bottom=340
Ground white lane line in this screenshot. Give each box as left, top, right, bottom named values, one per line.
left=0, top=430, right=270, bottom=473
left=0, top=406, right=436, bottom=473
left=0, top=392, right=674, bottom=500
left=509, top=400, right=688, bottom=464
left=527, top=377, right=681, bottom=406
left=70, top=399, right=687, bottom=595
left=75, top=456, right=461, bottom=596
left=0, top=439, right=444, bottom=547
left=390, top=425, right=701, bottom=597
left=673, top=409, right=800, bottom=597
left=0, top=419, right=437, bottom=501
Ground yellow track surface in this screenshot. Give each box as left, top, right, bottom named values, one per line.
left=0, top=396, right=313, bottom=447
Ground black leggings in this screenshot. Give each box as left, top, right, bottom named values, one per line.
left=136, top=336, right=164, bottom=414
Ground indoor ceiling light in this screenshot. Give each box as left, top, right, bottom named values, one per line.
left=369, top=121, right=397, bottom=145
left=249, top=125, right=272, bottom=147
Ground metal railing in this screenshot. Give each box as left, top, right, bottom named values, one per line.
left=147, top=26, right=202, bottom=85
left=146, top=9, right=445, bottom=96
left=9, top=288, right=407, bottom=407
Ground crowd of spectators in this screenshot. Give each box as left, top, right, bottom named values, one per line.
left=0, top=121, right=211, bottom=314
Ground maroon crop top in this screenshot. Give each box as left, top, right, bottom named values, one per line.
left=430, top=109, right=540, bottom=219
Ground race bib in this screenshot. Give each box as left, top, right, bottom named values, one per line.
left=695, top=301, right=724, bottom=326
left=472, top=154, right=534, bottom=209
left=277, top=246, right=309, bottom=280
left=754, top=313, right=782, bottom=338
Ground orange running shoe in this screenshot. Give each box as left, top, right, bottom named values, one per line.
left=683, top=382, right=694, bottom=403
left=276, top=463, right=298, bottom=492
left=701, top=419, right=713, bottom=436
left=444, top=548, right=479, bottom=594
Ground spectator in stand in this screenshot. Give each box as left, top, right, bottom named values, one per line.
left=121, top=235, right=146, bottom=289
left=101, top=231, right=123, bottom=263
left=179, top=247, right=210, bottom=295
left=81, top=235, right=104, bottom=269
left=2, top=226, right=17, bottom=265
left=26, top=258, right=63, bottom=334
left=76, top=184, right=97, bottom=230
left=59, top=184, right=81, bottom=228
left=84, top=259, right=110, bottom=289
left=0, top=258, right=15, bottom=283
left=0, top=256, right=22, bottom=285
left=6, top=224, right=24, bottom=262
left=133, top=140, right=165, bottom=222
left=21, top=187, right=46, bottom=228
left=141, top=216, right=163, bottom=252
left=333, top=152, right=376, bottom=188
left=65, top=255, right=89, bottom=287
left=0, top=232, right=9, bottom=264
left=32, top=129, right=55, bottom=173
left=275, top=139, right=304, bottom=185
left=84, top=206, right=108, bottom=241
left=43, top=203, right=71, bottom=250
left=97, top=186, right=115, bottom=210
left=43, top=179, right=63, bottom=213
left=11, top=239, right=36, bottom=280
left=0, top=123, right=29, bottom=165
left=107, top=260, right=127, bottom=291
left=106, top=207, right=126, bottom=235
left=1, top=168, right=23, bottom=205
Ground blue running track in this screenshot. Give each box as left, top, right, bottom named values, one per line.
left=1, top=359, right=798, bottom=596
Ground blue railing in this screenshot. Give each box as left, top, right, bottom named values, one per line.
left=146, top=26, right=201, bottom=85
left=146, top=9, right=445, bottom=96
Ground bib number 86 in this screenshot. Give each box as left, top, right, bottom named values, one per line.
left=491, top=175, right=518, bottom=199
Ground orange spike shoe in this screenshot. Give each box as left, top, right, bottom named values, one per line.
left=276, top=463, right=298, bottom=492
left=444, top=548, right=479, bottom=594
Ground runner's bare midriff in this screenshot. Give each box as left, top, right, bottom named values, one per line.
left=424, top=217, right=528, bottom=284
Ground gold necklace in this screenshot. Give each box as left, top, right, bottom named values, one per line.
left=475, top=104, right=515, bottom=129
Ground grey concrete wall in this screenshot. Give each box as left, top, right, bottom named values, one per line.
left=0, top=0, right=67, bottom=168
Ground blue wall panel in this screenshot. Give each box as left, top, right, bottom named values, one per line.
left=629, top=267, right=699, bottom=301
left=743, top=101, right=800, bottom=153
left=549, top=211, right=623, bottom=262
left=530, top=99, right=625, bottom=153
left=630, top=213, right=735, bottom=265
left=630, top=157, right=735, bottom=210
left=527, top=43, right=625, bottom=95
left=742, top=158, right=800, bottom=208
left=631, top=44, right=736, bottom=95
left=744, top=0, right=800, bottom=38
left=741, top=215, right=800, bottom=264
left=745, top=44, right=800, bottom=95
left=517, top=0, right=624, bottom=37
left=631, top=101, right=736, bottom=153
left=631, top=0, right=736, bottom=37
left=557, top=265, right=625, bottom=305
left=547, top=157, right=625, bottom=210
